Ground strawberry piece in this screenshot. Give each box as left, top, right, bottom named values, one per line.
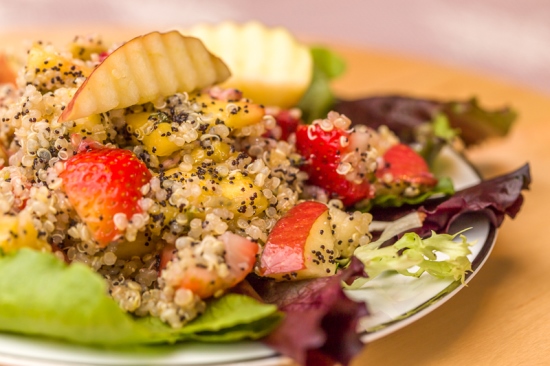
left=296, top=124, right=346, bottom=166
left=263, top=109, right=301, bottom=141
left=296, top=124, right=372, bottom=206
left=60, top=144, right=152, bottom=247
left=275, top=110, right=301, bottom=141
left=376, top=143, right=437, bottom=186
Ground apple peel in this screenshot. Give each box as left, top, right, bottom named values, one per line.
left=59, top=31, right=231, bottom=122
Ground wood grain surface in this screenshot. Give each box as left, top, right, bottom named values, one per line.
left=1, top=28, right=548, bottom=366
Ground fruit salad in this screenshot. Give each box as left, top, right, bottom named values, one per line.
left=0, top=22, right=530, bottom=366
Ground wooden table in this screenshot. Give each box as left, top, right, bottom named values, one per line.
left=2, top=28, right=549, bottom=366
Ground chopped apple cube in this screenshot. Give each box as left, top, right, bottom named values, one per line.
left=184, top=21, right=313, bottom=109
left=260, top=201, right=338, bottom=280
left=58, top=31, right=231, bottom=123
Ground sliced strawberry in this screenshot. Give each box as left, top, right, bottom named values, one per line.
left=274, top=110, right=301, bottom=141
left=296, top=124, right=372, bottom=206
left=376, top=143, right=437, bottom=186
left=60, top=143, right=152, bottom=247
left=296, top=124, right=347, bottom=166
left=263, top=109, right=301, bottom=141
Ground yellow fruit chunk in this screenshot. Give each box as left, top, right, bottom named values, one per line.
left=190, top=92, right=265, bottom=129
left=68, top=35, right=107, bottom=61
left=164, top=167, right=268, bottom=217
left=217, top=172, right=269, bottom=217
left=68, top=114, right=109, bottom=143
left=209, top=141, right=231, bottom=163
left=26, top=43, right=92, bottom=92
left=184, top=21, right=313, bottom=108
left=126, top=112, right=180, bottom=156
left=113, top=232, right=159, bottom=259
left=0, top=210, right=50, bottom=253
left=59, top=31, right=231, bottom=123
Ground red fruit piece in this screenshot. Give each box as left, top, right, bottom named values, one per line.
left=376, top=143, right=437, bottom=186
left=60, top=144, right=152, bottom=247
left=160, top=232, right=258, bottom=299
left=260, top=201, right=327, bottom=276
left=296, top=124, right=372, bottom=206
left=274, top=110, right=301, bottom=141
left=260, top=201, right=337, bottom=280
left=296, top=124, right=346, bottom=166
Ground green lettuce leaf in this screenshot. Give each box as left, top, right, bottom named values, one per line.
left=0, top=249, right=281, bottom=346
left=361, top=177, right=455, bottom=211
left=415, top=114, right=460, bottom=165
left=297, top=46, right=346, bottom=123
left=348, top=229, right=473, bottom=289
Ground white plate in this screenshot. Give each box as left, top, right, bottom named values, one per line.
left=0, top=147, right=496, bottom=366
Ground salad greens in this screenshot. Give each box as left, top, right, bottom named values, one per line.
left=253, top=257, right=368, bottom=366
left=0, top=249, right=281, bottom=345
left=370, top=164, right=531, bottom=238
left=362, top=176, right=455, bottom=211
left=297, top=46, right=347, bottom=123
left=349, top=230, right=473, bottom=289
left=415, top=114, right=460, bottom=165
left=334, top=95, right=517, bottom=146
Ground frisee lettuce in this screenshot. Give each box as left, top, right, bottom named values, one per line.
left=347, top=230, right=473, bottom=289
left=0, top=249, right=282, bottom=346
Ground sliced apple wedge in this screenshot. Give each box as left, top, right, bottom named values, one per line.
left=183, top=21, right=313, bottom=109
left=59, top=31, right=231, bottom=123
left=260, top=201, right=339, bottom=281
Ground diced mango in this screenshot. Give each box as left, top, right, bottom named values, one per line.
left=164, top=166, right=267, bottom=217
left=68, top=35, right=108, bottom=61
left=190, top=92, right=265, bottom=129
left=26, top=43, right=92, bottom=92
left=209, top=141, right=232, bottom=163
left=217, top=172, right=268, bottom=217
left=69, top=114, right=103, bottom=137
left=0, top=210, right=50, bottom=253
left=126, top=112, right=181, bottom=156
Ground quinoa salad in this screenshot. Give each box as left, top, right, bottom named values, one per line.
left=2, top=25, right=523, bottom=363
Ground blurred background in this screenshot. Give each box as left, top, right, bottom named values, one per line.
left=1, top=0, right=549, bottom=96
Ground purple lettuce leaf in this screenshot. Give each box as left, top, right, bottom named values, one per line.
left=371, top=163, right=531, bottom=238
left=248, top=257, right=368, bottom=366
left=334, top=95, right=516, bottom=146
